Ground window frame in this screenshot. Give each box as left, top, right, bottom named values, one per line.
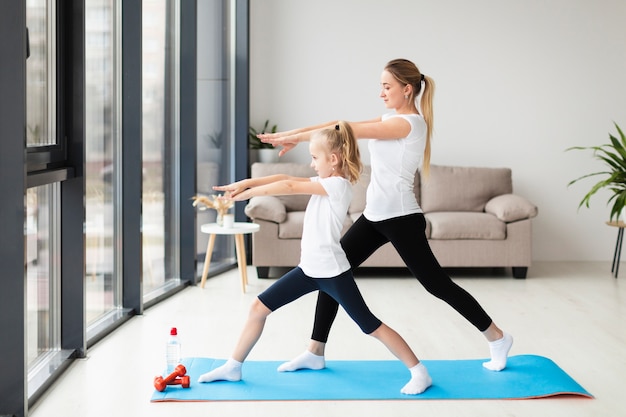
left=26, top=0, right=69, bottom=175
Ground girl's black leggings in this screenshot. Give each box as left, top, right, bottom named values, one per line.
left=311, top=213, right=493, bottom=343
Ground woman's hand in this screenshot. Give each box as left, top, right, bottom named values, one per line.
left=257, top=121, right=337, bottom=156
left=257, top=132, right=300, bottom=157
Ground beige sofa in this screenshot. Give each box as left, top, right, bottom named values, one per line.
left=244, top=162, right=538, bottom=279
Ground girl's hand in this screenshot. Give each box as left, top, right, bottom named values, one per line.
left=213, top=180, right=247, bottom=198
left=215, top=189, right=250, bottom=202
left=228, top=189, right=252, bottom=202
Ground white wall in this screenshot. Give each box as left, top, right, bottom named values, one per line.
left=249, top=0, right=626, bottom=262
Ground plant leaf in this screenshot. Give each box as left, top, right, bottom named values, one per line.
left=566, top=123, right=626, bottom=220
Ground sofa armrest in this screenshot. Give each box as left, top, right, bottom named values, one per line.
left=485, top=193, right=538, bottom=222
left=244, top=196, right=287, bottom=223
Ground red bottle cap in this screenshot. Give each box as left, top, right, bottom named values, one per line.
left=170, top=327, right=177, bottom=336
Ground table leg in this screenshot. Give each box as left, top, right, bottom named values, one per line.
left=234, top=234, right=248, bottom=292
left=200, top=234, right=216, bottom=288
left=238, top=235, right=249, bottom=287
left=612, top=227, right=624, bottom=278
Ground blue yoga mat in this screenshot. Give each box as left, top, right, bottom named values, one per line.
left=151, top=355, right=592, bottom=402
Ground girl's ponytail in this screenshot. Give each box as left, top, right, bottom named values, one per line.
left=321, top=121, right=362, bottom=184
left=336, top=121, right=362, bottom=184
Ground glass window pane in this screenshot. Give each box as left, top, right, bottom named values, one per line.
left=26, top=0, right=54, bottom=147
left=142, top=0, right=181, bottom=297
left=25, top=185, right=60, bottom=366
left=85, top=0, right=120, bottom=324
left=196, top=0, right=235, bottom=275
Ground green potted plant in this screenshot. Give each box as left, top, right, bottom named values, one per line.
left=249, top=119, right=277, bottom=149
left=567, top=122, right=626, bottom=222
left=249, top=119, right=279, bottom=163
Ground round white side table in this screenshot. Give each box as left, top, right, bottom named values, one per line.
left=199, top=222, right=260, bottom=292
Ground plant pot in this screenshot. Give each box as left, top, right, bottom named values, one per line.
left=252, top=148, right=279, bottom=164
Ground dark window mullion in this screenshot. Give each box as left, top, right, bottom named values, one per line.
left=0, top=3, right=27, bottom=416
left=121, top=0, right=143, bottom=313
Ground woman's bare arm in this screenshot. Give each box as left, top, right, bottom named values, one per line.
left=350, top=117, right=411, bottom=140
left=259, top=109, right=415, bottom=159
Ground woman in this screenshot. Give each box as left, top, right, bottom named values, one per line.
left=259, top=59, right=513, bottom=373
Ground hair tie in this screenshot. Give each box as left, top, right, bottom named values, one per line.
left=335, top=124, right=339, bottom=130
left=420, top=74, right=425, bottom=82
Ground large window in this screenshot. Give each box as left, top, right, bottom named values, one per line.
left=85, top=0, right=122, bottom=328
left=142, top=0, right=182, bottom=298
left=25, top=185, right=60, bottom=368
left=25, top=0, right=61, bottom=374
left=196, top=0, right=236, bottom=276
left=1, top=0, right=247, bottom=413
left=26, top=0, right=55, bottom=148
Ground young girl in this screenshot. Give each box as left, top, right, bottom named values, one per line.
left=197, top=121, right=432, bottom=395
left=260, top=59, right=513, bottom=374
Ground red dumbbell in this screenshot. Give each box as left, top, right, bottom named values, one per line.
left=154, top=364, right=187, bottom=392
left=167, top=375, right=190, bottom=389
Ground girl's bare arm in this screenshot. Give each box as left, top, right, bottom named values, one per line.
left=218, top=178, right=326, bottom=202
left=213, top=175, right=324, bottom=200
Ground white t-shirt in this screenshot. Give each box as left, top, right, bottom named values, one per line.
left=363, top=113, right=426, bottom=221
left=299, top=176, right=352, bottom=278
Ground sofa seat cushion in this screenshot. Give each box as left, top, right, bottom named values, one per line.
left=278, top=211, right=354, bottom=239
left=279, top=212, right=306, bottom=239
left=425, top=212, right=506, bottom=240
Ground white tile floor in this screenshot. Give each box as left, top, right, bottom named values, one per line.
left=30, top=262, right=625, bottom=417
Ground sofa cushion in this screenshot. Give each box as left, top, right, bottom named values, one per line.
left=485, top=194, right=538, bottom=222
left=279, top=211, right=354, bottom=239
left=426, top=212, right=506, bottom=240
left=420, top=165, right=512, bottom=213
left=244, top=196, right=287, bottom=223
left=251, top=162, right=315, bottom=211
left=278, top=212, right=306, bottom=239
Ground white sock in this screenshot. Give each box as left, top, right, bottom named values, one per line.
left=277, top=350, right=325, bottom=372
left=483, top=332, right=513, bottom=371
left=401, top=362, right=432, bottom=395
left=197, top=358, right=242, bottom=383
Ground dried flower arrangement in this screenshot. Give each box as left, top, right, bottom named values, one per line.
left=192, top=194, right=234, bottom=226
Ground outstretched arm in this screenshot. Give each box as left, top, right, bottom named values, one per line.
left=213, top=174, right=293, bottom=198
left=259, top=116, right=412, bottom=156
left=350, top=117, right=411, bottom=140
left=258, top=120, right=339, bottom=157
left=213, top=175, right=326, bottom=201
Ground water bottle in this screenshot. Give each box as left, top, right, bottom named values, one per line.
left=165, top=327, right=181, bottom=373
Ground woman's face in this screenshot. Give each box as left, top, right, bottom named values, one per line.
left=379, top=70, right=407, bottom=110
left=309, top=136, right=335, bottom=178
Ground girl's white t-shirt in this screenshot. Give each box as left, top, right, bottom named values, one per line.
left=364, top=113, right=427, bottom=221
left=299, top=176, right=352, bottom=278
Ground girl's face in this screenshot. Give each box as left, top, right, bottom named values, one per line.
left=309, top=136, right=337, bottom=178
left=379, top=70, right=409, bottom=110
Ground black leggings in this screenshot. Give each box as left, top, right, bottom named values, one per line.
left=258, top=267, right=382, bottom=334
left=311, top=213, right=493, bottom=342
